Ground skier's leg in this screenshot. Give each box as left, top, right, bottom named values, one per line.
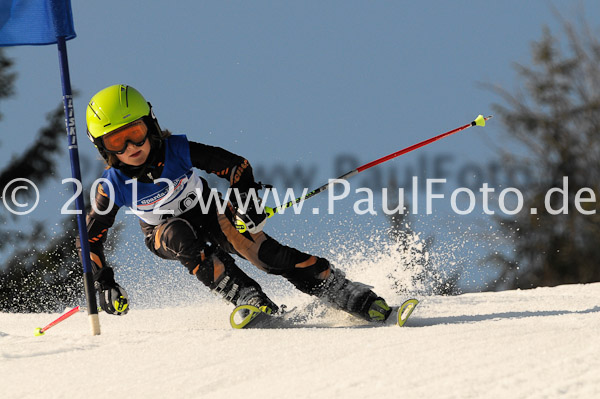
left=259, top=240, right=391, bottom=321
left=214, top=214, right=391, bottom=321
left=143, top=217, right=277, bottom=311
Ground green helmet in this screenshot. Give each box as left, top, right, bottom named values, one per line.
left=86, top=84, right=160, bottom=159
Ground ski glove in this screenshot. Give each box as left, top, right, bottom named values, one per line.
left=94, top=267, right=129, bottom=315
left=231, top=191, right=267, bottom=234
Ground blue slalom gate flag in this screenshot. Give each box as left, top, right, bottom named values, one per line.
left=0, top=0, right=76, bottom=46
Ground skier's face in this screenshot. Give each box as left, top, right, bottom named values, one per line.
left=115, top=138, right=151, bottom=166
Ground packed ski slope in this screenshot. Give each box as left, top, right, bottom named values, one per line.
left=1, top=282, right=599, bottom=399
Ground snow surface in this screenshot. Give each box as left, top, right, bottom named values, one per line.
left=1, top=282, right=599, bottom=399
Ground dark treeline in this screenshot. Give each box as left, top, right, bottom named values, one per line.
left=485, top=16, right=600, bottom=289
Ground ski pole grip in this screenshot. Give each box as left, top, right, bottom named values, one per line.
left=265, top=206, right=275, bottom=218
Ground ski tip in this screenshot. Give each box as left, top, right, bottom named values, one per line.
left=230, top=304, right=262, bottom=329
left=397, top=298, right=419, bottom=327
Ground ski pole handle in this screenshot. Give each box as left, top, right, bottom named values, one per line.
left=234, top=206, right=275, bottom=233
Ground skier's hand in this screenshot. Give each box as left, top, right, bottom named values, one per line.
left=94, top=267, right=129, bottom=315
left=232, top=191, right=267, bottom=234
left=97, top=283, right=129, bottom=315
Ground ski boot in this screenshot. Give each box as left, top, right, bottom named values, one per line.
left=316, top=266, right=392, bottom=322
left=229, top=287, right=283, bottom=329
left=235, top=286, right=279, bottom=317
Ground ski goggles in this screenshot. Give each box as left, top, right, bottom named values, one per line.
left=101, top=119, right=149, bottom=154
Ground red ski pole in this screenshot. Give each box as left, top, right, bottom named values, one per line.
left=34, top=306, right=81, bottom=336
left=272, top=115, right=491, bottom=215
left=234, top=114, right=492, bottom=232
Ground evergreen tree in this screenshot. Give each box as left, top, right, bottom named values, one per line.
left=487, top=17, right=600, bottom=288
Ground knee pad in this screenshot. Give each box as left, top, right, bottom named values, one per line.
left=257, top=238, right=322, bottom=274
left=157, top=218, right=197, bottom=250
left=153, top=218, right=204, bottom=273
left=282, top=257, right=332, bottom=294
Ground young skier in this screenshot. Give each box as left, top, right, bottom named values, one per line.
left=80, top=84, right=392, bottom=324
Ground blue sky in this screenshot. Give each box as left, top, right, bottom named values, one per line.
left=6, top=1, right=599, bottom=166
left=1, top=1, right=599, bottom=290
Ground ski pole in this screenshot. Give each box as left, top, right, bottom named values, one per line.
left=236, top=115, right=492, bottom=233
left=34, top=305, right=81, bottom=336
left=279, top=114, right=491, bottom=210
left=236, top=114, right=491, bottom=231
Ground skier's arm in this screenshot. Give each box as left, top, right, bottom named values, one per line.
left=188, top=141, right=258, bottom=192
left=75, top=183, right=129, bottom=315
left=188, top=141, right=267, bottom=233
left=76, top=183, right=118, bottom=274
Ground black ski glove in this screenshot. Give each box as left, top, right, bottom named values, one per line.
left=231, top=190, right=267, bottom=234
left=94, top=267, right=129, bottom=315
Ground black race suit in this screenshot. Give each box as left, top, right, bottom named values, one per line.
left=80, top=138, right=381, bottom=319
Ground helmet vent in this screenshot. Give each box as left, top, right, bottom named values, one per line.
left=88, top=103, right=101, bottom=120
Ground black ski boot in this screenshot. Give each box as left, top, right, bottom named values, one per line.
left=236, top=286, right=279, bottom=315
left=315, top=266, right=392, bottom=322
